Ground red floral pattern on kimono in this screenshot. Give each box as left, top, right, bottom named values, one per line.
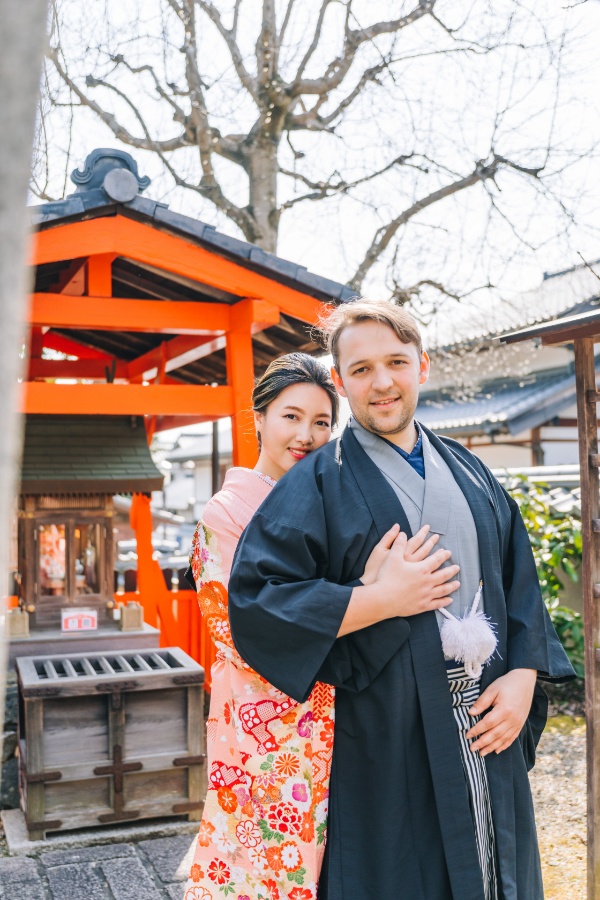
left=184, top=468, right=335, bottom=900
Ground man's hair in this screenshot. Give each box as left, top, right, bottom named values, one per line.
left=321, top=299, right=423, bottom=371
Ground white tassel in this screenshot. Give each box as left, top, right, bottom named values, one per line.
left=439, top=582, right=497, bottom=678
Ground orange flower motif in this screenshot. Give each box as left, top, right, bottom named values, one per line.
left=184, top=887, right=213, bottom=900
left=242, top=800, right=255, bottom=817
left=288, top=889, right=313, bottom=900
left=189, top=863, right=204, bottom=882
left=217, top=787, right=238, bottom=813
left=265, top=845, right=283, bottom=874
left=279, top=841, right=303, bottom=873
left=299, top=811, right=315, bottom=843
left=281, top=708, right=298, bottom=725
left=197, top=821, right=215, bottom=847
left=311, top=783, right=327, bottom=807
left=319, top=720, right=335, bottom=750
left=288, top=889, right=314, bottom=900
left=262, top=879, right=280, bottom=900
left=223, top=702, right=232, bottom=725
left=274, top=753, right=300, bottom=778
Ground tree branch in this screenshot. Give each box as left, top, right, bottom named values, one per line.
left=293, top=0, right=335, bottom=83
left=350, top=153, right=544, bottom=291
left=291, top=0, right=436, bottom=97
left=279, top=153, right=417, bottom=209
left=47, top=48, right=189, bottom=152
left=278, top=0, right=298, bottom=48
left=195, top=0, right=258, bottom=101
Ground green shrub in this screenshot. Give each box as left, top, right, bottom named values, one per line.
left=506, top=476, right=584, bottom=677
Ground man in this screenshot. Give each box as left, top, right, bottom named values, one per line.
left=228, top=300, right=574, bottom=900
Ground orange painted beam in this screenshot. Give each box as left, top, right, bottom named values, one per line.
left=30, top=293, right=230, bottom=335
left=22, top=383, right=233, bottom=416
left=124, top=300, right=279, bottom=379
left=226, top=329, right=257, bottom=468
left=40, top=331, right=113, bottom=359
left=33, top=217, right=327, bottom=325
left=127, top=334, right=226, bottom=381
left=28, top=359, right=129, bottom=380
left=232, top=298, right=280, bottom=332
left=86, top=253, right=115, bottom=296
left=154, top=415, right=217, bottom=433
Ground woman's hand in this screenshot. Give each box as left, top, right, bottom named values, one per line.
left=361, top=524, right=440, bottom=585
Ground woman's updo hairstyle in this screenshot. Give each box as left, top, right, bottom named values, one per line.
left=252, top=353, right=339, bottom=449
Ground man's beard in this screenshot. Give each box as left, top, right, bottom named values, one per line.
left=353, top=400, right=416, bottom=437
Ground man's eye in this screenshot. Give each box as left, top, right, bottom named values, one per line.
left=352, top=367, right=367, bottom=375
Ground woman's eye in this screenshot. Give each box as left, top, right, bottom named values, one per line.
left=284, top=413, right=297, bottom=420
left=316, top=421, right=330, bottom=428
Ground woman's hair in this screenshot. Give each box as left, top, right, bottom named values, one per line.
left=252, top=353, right=339, bottom=440
left=320, top=298, right=423, bottom=371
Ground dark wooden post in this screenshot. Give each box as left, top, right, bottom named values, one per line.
left=211, top=421, right=220, bottom=496
left=574, top=336, right=600, bottom=898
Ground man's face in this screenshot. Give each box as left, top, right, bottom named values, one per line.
left=332, top=320, right=430, bottom=441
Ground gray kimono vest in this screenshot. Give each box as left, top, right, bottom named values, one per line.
left=349, top=418, right=484, bottom=629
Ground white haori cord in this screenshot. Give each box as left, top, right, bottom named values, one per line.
left=439, top=581, right=498, bottom=678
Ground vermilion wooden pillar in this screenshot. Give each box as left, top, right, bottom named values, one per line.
left=574, top=336, right=600, bottom=900
left=129, top=493, right=170, bottom=629
left=226, top=327, right=257, bottom=469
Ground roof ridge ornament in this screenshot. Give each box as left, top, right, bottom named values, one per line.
left=70, top=148, right=151, bottom=202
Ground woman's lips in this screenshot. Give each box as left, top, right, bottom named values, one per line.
left=288, top=448, right=310, bottom=460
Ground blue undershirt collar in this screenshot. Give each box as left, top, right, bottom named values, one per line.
left=381, top=422, right=425, bottom=478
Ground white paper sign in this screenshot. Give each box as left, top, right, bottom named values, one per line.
left=61, top=608, right=98, bottom=632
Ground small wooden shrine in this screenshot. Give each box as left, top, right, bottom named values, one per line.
left=10, top=414, right=163, bottom=660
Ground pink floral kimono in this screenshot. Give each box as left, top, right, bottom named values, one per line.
left=185, top=468, right=334, bottom=900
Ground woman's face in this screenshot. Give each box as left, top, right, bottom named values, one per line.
left=254, top=382, right=333, bottom=480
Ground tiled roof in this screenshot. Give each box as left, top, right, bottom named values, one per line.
left=416, top=363, right=585, bottom=437
left=29, top=148, right=355, bottom=305
left=20, top=415, right=164, bottom=494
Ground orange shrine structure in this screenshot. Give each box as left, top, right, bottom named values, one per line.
left=16, top=148, right=353, bottom=682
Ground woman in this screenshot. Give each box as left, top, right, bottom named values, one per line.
left=184, top=354, right=339, bottom=900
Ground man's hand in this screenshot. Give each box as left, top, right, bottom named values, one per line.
left=466, top=669, right=538, bottom=756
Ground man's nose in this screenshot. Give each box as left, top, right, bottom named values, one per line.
left=372, top=366, right=394, bottom=391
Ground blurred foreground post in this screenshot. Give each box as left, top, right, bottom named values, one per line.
left=0, top=0, right=49, bottom=771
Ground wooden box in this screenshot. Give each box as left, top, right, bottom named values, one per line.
left=16, top=647, right=205, bottom=840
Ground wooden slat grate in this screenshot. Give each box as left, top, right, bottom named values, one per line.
left=31, top=649, right=184, bottom=681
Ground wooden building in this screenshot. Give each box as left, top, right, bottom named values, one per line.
left=17, top=147, right=352, bottom=662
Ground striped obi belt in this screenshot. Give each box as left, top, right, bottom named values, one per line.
left=446, top=661, right=499, bottom=900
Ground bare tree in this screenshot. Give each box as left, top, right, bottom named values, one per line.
left=40, top=0, right=594, bottom=303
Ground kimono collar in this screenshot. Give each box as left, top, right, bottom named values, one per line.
left=347, top=419, right=451, bottom=536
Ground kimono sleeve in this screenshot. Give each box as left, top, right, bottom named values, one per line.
left=501, top=487, right=575, bottom=682
left=229, top=509, right=409, bottom=703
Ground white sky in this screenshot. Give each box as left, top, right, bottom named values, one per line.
left=36, top=0, right=600, bottom=447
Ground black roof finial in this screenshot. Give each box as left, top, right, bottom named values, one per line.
left=70, top=149, right=151, bottom=202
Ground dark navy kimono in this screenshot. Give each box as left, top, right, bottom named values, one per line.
left=228, top=424, right=574, bottom=900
